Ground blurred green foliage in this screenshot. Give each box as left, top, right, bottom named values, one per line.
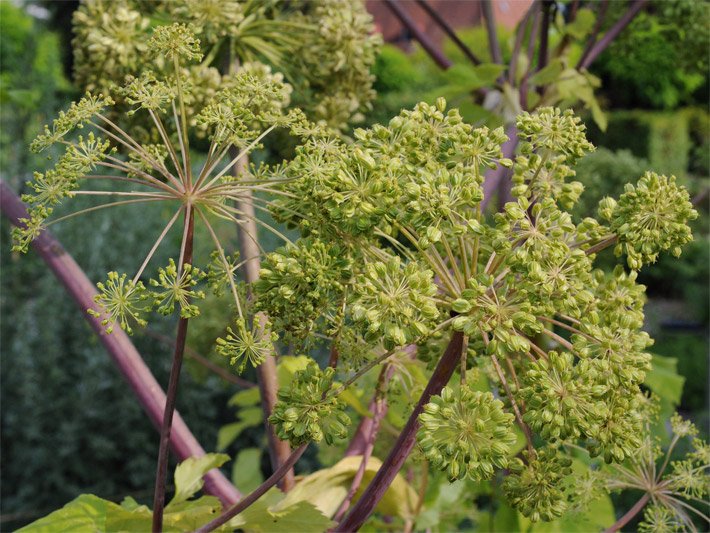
left=0, top=2, right=72, bottom=181
left=592, top=0, right=709, bottom=109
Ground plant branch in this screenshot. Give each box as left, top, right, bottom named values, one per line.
left=152, top=207, right=195, bottom=532
left=482, top=0, right=503, bottom=65
left=383, top=0, right=452, bottom=69
left=336, top=330, right=465, bottom=532
left=195, top=444, right=308, bottom=533
left=482, top=125, right=519, bottom=210
left=0, top=180, right=240, bottom=507
left=577, top=0, right=648, bottom=70
left=415, top=0, right=481, bottom=65
left=604, top=492, right=650, bottom=533
left=577, top=0, right=610, bottom=69
left=230, top=150, right=294, bottom=491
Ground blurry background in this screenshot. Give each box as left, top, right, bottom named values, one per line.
left=1, top=1, right=707, bottom=529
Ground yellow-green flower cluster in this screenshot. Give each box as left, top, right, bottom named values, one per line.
left=418, top=387, right=516, bottom=481
left=351, top=258, right=439, bottom=350
left=601, top=172, right=697, bottom=269
left=255, top=238, right=352, bottom=343
left=270, top=363, right=350, bottom=446
left=216, top=318, right=277, bottom=374
left=504, top=447, right=573, bottom=522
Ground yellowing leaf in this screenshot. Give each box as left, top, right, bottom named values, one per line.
left=169, top=453, right=230, bottom=506
left=275, top=455, right=418, bottom=520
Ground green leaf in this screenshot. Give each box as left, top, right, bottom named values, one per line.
left=228, top=386, right=261, bottom=407
left=529, top=59, right=564, bottom=86
left=275, top=455, right=418, bottom=520
left=565, top=8, right=596, bottom=40
left=169, top=453, right=230, bottom=506
left=645, top=354, right=685, bottom=405
left=229, top=488, right=334, bottom=532
left=493, top=501, right=520, bottom=532
left=232, top=448, right=264, bottom=493
left=164, top=496, right=222, bottom=531
left=241, top=500, right=335, bottom=532
left=217, top=406, right=263, bottom=450
left=18, top=494, right=118, bottom=533
left=471, top=63, right=507, bottom=87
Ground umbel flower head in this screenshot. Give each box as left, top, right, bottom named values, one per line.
left=269, top=363, right=350, bottom=446
left=215, top=318, right=276, bottom=374
left=351, top=257, right=439, bottom=350
left=504, top=447, right=573, bottom=522
left=15, top=21, right=315, bottom=338
left=71, top=0, right=379, bottom=133
left=418, top=387, right=516, bottom=481
left=600, top=172, right=698, bottom=269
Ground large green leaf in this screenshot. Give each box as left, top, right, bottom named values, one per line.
left=275, top=455, right=418, bottom=520
left=18, top=494, right=121, bottom=533
left=169, top=453, right=230, bottom=506
left=229, top=488, right=334, bottom=533
left=645, top=354, right=685, bottom=405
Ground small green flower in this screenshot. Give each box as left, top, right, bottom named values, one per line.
left=351, top=257, right=439, bottom=349
left=149, top=259, right=205, bottom=318
left=30, top=93, right=114, bottom=152
left=605, top=172, right=697, bottom=269
left=147, top=23, right=203, bottom=62
left=215, top=318, right=275, bottom=374
left=517, top=107, right=594, bottom=163
left=88, top=271, right=147, bottom=335
left=504, top=447, right=573, bottom=522
left=638, top=505, right=683, bottom=533
left=11, top=206, right=51, bottom=253
left=269, top=362, right=350, bottom=446
left=121, top=71, right=175, bottom=114
left=418, top=387, right=516, bottom=481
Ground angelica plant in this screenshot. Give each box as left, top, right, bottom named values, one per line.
left=12, top=22, right=321, bottom=531
left=241, top=102, right=699, bottom=531
left=72, top=0, right=380, bottom=133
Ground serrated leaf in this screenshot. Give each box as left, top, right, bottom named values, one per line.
left=232, top=448, right=264, bottom=492
left=169, top=453, right=230, bottom=506
left=275, top=455, right=418, bottom=519
left=241, top=500, right=334, bottom=532
left=645, top=354, right=685, bottom=405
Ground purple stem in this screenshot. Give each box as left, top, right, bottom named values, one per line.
left=415, top=0, right=481, bottom=65
left=577, top=0, right=648, bottom=70
left=384, top=0, right=453, bottom=69
left=0, top=180, right=240, bottom=507
left=336, top=331, right=465, bottom=532
left=481, top=124, right=519, bottom=211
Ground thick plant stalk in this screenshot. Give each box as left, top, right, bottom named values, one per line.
left=482, top=124, right=519, bottom=210
left=337, top=331, right=465, bottom=532
left=0, top=180, right=240, bottom=506
left=152, top=209, right=195, bottom=532
left=232, top=155, right=294, bottom=491
left=604, top=493, right=650, bottom=533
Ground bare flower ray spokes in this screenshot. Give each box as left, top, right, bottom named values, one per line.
left=13, top=23, right=320, bottom=373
